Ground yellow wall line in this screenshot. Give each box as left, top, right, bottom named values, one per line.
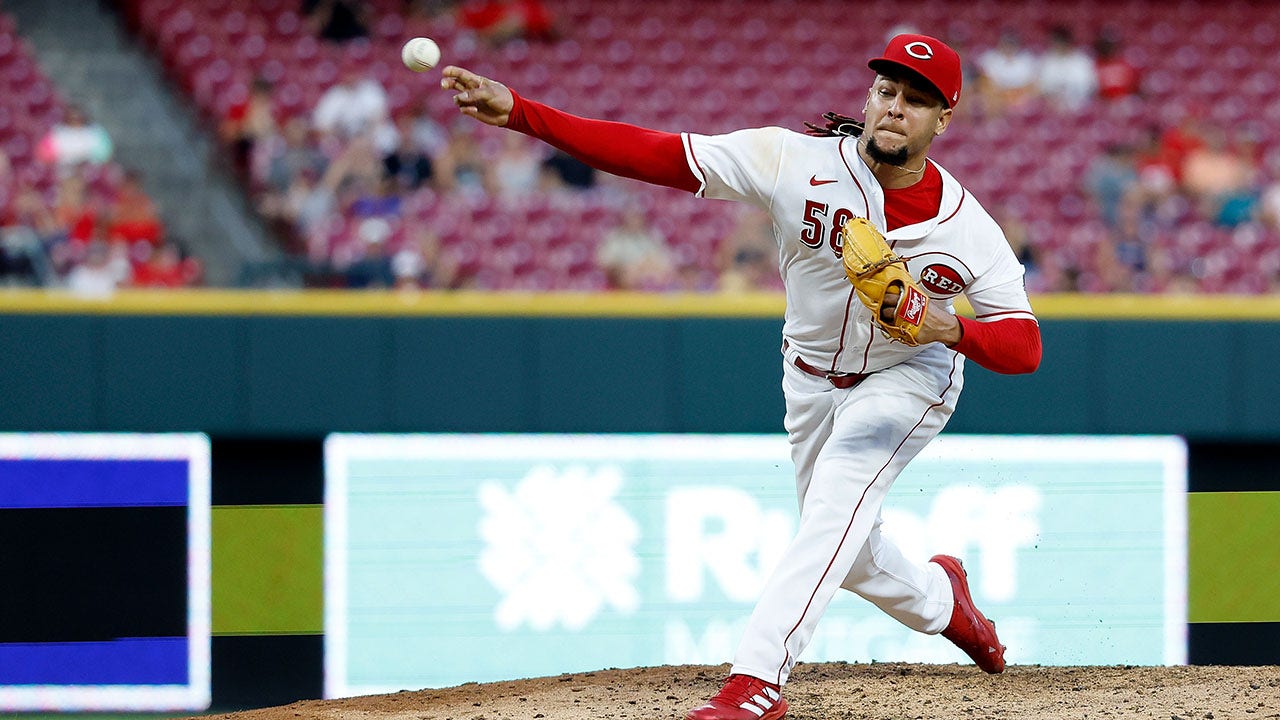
left=1, top=288, right=1277, bottom=320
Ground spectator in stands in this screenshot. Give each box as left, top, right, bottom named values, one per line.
left=349, top=174, right=403, bottom=228
left=1000, top=208, right=1075, bottom=293
left=1129, top=125, right=1181, bottom=212
left=716, top=206, right=780, bottom=292
left=487, top=131, right=543, bottom=198
left=432, top=123, right=490, bottom=195
left=1260, top=177, right=1280, bottom=235
left=393, top=226, right=458, bottom=289
left=1, top=188, right=57, bottom=285
left=105, top=170, right=163, bottom=247
left=270, top=166, right=328, bottom=253
left=1085, top=143, right=1138, bottom=229
left=405, top=0, right=461, bottom=20
left=1181, top=128, right=1259, bottom=227
left=596, top=204, right=675, bottom=291
left=1136, top=244, right=1196, bottom=294
left=131, top=240, right=201, bottom=287
left=540, top=149, right=596, bottom=190
left=976, top=29, right=1038, bottom=113
left=296, top=140, right=380, bottom=227
left=259, top=115, right=328, bottom=195
left=52, top=174, right=100, bottom=246
left=1088, top=233, right=1136, bottom=293
left=382, top=123, right=433, bottom=190
left=0, top=147, right=10, bottom=205
left=1093, top=30, right=1141, bottom=101
left=1110, top=195, right=1150, bottom=278
left=405, top=105, right=450, bottom=158
left=1157, top=113, right=1206, bottom=187
left=455, top=0, right=558, bottom=45
left=382, top=109, right=445, bottom=190
left=1036, top=25, right=1096, bottom=111
left=940, top=33, right=990, bottom=117
left=343, top=221, right=396, bottom=288
left=221, top=78, right=279, bottom=179
left=44, top=174, right=102, bottom=276
left=998, top=209, right=1038, bottom=275
left=302, top=0, right=370, bottom=43
left=254, top=117, right=328, bottom=252
left=298, top=136, right=381, bottom=261
left=65, top=239, right=130, bottom=297
left=348, top=174, right=401, bottom=260
left=312, top=67, right=392, bottom=146
left=6, top=188, right=60, bottom=241
left=36, top=104, right=113, bottom=174
left=0, top=234, right=38, bottom=285
left=331, top=172, right=402, bottom=288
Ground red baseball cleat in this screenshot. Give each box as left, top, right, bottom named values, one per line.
left=932, top=554, right=1007, bottom=674
left=685, top=674, right=788, bottom=720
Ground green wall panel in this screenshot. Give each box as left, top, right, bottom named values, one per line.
left=1239, top=326, right=1280, bottom=439
left=246, top=317, right=390, bottom=434
left=673, top=317, right=782, bottom=432
left=1187, top=491, right=1280, bottom=623
left=532, top=318, right=675, bottom=431
left=388, top=317, right=536, bottom=432
left=951, top=320, right=1101, bottom=434
left=0, top=315, right=97, bottom=430
left=100, top=316, right=243, bottom=431
left=212, top=505, right=324, bottom=635
left=1099, top=322, right=1238, bottom=436
left=1, top=312, right=1279, bottom=439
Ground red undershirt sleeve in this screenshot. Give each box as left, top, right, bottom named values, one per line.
left=506, top=89, right=702, bottom=193
left=952, top=316, right=1042, bottom=374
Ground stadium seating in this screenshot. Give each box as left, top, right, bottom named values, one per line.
left=0, top=10, right=200, bottom=289
left=116, top=0, right=1280, bottom=292
left=0, top=19, right=61, bottom=198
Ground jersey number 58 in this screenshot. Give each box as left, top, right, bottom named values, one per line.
left=799, top=200, right=856, bottom=258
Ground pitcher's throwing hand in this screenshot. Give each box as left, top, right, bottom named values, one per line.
left=441, top=66, right=513, bottom=126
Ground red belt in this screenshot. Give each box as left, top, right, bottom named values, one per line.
left=792, top=355, right=870, bottom=389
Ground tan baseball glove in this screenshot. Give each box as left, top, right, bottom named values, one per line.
left=841, top=217, right=930, bottom=346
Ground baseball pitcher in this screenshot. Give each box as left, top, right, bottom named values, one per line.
left=441, top=32, right=1041, bottom=720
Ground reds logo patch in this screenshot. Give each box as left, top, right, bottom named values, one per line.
left=904, top=41, right=934, bottom=60
left=919, top=264, right=967, bottom=295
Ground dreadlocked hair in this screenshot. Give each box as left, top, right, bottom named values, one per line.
left=803, top=111, right=865, bottom=138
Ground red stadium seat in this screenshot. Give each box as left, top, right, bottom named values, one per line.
left=87, top=0, right=1279, bottom=291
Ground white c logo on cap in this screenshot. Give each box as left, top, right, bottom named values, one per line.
left=905, top=41, right=934, bottom=60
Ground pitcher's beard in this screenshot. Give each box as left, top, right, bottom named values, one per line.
left=864, top=135, right=909, bottom=166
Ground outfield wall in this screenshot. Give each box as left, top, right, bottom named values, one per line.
left=0, top=290, right=1276, bottom=438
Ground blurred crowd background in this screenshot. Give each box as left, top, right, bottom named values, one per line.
left=1, top=0, right=1278, bottom=295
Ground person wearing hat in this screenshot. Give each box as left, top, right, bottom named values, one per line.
left=441, top=32, right=1041, bottom=720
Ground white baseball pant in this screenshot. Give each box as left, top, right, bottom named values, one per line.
left=730, top=348, right=965, bottom=685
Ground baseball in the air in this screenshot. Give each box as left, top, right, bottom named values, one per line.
left=401, top=37, right=440, bottom=72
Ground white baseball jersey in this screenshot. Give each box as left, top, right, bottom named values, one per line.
left=677, top=126, right=1036, bottom=685
left=682, top=127, right=1035, bottom=372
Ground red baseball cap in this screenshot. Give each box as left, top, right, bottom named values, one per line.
left=868, top=33, right=963, bottom=108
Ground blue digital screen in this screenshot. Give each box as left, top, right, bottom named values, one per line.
left=0, top=434, right=211, bottom=712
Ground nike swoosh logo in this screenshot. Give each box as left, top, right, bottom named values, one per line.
left=809, top=176, right=838, bottom=186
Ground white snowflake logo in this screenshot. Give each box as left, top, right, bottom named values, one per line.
left=478, top=463, right=641, bottom=631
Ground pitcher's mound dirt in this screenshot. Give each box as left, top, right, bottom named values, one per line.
left=191, top=662, right=1279, bottom=720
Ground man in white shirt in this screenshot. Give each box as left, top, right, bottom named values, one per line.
left=1038, top=25, right=1098, bottom=111
left=312, top=67, right=395, bottom=153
